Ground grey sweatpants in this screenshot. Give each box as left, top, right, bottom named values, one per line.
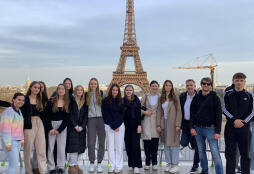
left=87, top=117, right=106, bottom=163
left=47, top=121, right=67, bottom=170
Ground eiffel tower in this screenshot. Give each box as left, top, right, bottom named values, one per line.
left=108, top=0, right=149, bottom=93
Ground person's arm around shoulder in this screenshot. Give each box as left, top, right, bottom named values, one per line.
left=0, top=100, right=11, bottom=107
left=141, top=94, right=152, bottom=117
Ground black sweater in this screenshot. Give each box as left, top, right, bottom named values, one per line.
left=123, top=95, right=142, bottom=126
left=190, top=90, right=222, bottom=134
left=223, top=88, right=254, bottom=124
left=102, top=98, right=124, bottom=130
left=45, top=100, right=69, bottom=133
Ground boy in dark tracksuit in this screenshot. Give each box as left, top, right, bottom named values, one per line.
left=223, top=73, right=254, bottom=174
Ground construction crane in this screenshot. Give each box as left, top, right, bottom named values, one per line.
left=173, top=53, right=218, bottom=89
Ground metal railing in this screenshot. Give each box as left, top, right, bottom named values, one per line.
left=0, top=138, right=225, bottom=167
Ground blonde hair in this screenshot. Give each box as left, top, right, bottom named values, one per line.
left=86, top=78, right=102, bottom=106
left=74, top=85, right=85, bottom=109
left=53, top=84, right=69, bottom=113
left=124, top=85, right=135, bottom=104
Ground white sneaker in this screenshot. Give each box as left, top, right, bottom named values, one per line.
left=164, top=163, right=171, bottom=172
left=108, top=168, right=114, bottom=173
left=169, top=165, right=179, bottom=173
left=144, top=165, right=150, bottom=170
left=250, top=170, right=254, bottom=174
left=152, top=165, right=158, bottom=170
left=89, top=164, right=95, bottom=172
left=97, top=163, right=103, bottom=173
left=114, top=169, right=121, bottom=173
left=134, top=167, right=139, bottom=174
left=129, top=167, right=133, bottom=171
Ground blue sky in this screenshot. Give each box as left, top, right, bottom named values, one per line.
left=0, top=0, right=253, bottom=86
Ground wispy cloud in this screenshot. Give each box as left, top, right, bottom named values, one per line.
left=0, top=0, right=253, bottom=85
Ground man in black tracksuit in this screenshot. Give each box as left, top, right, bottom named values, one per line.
left=179, top=79, right=200, bottom=173
left=223, top=72, right=254, bottom=174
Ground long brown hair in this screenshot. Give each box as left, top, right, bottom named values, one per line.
left=160, top=80, right=178, bottom=110
left=74, top=85, right=85, bottom=109
left=52, top=84, right=69, bottom=113
left=86, top=78, right=102, bottom=106
left=26, top=81, right=43, bottom=111
left=106, top=84, right=122, bottom=106
left=124, top=85, right=135, bottom=104
left=39, top=81, right=48, bottom=106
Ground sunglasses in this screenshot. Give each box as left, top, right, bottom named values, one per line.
left=201, top=82, right=211, bottom=86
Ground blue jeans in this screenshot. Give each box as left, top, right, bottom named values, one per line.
left=195, top=127, right=223, bottom=174
left=250, top=122, right=254, bottom=170
left=1, top=139, right=21, bottom=174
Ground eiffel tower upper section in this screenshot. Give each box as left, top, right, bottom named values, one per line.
left=109, top=0, right=149, bottom=93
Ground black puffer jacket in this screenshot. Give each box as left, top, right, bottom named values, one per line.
left=66, top=99, right=88, bottom=154
left=190, top=90, right=222, bottom=134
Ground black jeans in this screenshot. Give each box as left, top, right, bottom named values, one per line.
left=180, top=121, right=200, bottom=168
left=224, top=121, right=251, bottom=174
left=143, top=138, right=159, bottom=166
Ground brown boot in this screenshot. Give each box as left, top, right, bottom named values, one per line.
left=68, top=166, right=78, bottom=174
left=32, top=168, right=40, bottom=174
left=75, top=165, right=83, bottom=174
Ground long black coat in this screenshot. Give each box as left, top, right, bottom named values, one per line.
left=66, top=99, right=88, bottom=154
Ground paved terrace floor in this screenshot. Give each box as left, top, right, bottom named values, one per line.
left=0, top=161, right=226, bottom=174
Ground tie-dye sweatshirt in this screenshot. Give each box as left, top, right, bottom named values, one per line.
left=0, top=107, right=24, bottom=146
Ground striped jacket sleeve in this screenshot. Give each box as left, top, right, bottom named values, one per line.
left=244, top=92, right=254, bottom=123
left=222, top=90, right=235, bottom=119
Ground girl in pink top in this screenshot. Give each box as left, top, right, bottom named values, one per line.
left=0, top=92, right=25, bottom=174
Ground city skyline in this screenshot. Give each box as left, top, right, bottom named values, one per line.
left=0, top=0, right=253, bottom=86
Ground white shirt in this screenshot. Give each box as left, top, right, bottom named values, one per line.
left=150, top=95, right=158, bottom=106
left=184, top=93, right=195, bottom=120
left=162, top=101, right=169, bottom=119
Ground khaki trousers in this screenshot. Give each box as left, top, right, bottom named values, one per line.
left=24, top=118, right=47, bottom=174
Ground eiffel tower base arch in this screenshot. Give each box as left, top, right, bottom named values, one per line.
left=108, top=72, right=149, bottom=94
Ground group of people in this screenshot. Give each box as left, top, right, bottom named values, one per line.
left=0, top=72, right=253, bottom=174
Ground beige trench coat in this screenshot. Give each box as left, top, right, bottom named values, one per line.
left=156, top=97, right=182, bottom=146
left=141, top=93, right=160, bottom=140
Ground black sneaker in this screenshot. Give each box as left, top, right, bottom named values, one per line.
left=49, top=170, right=57, bottom=174
left=57, top=168, right=64, bottom=174
left=236, top=167, right=241, bottom=173
left=199, top=171, right=208, bottom=174
left=190, top=166, right=198, bottom=173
